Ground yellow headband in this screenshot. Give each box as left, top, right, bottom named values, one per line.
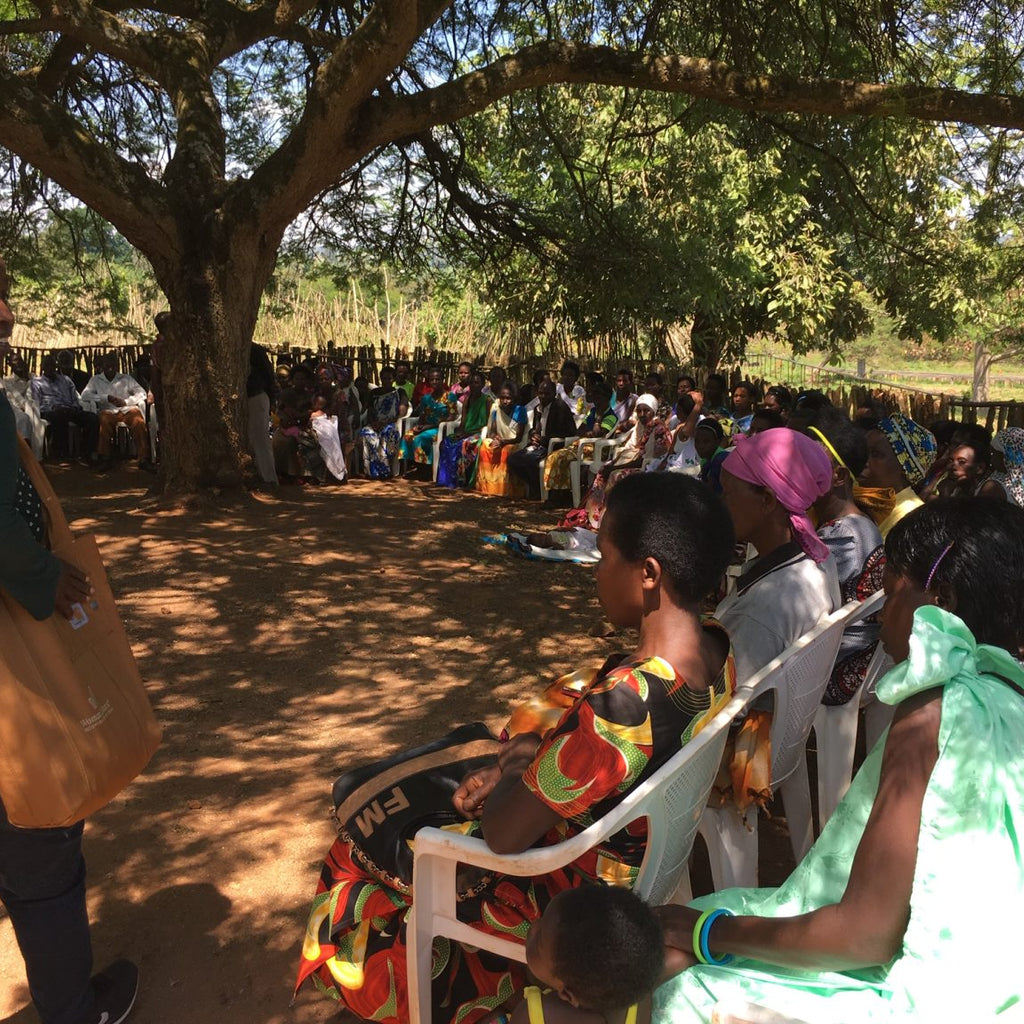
left=807, top=426, right=849, bottom=472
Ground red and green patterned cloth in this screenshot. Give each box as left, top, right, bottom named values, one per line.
left=296, top=623, right=735, bottom=1024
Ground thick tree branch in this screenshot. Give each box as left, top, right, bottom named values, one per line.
left=358, top=43, right=1024, bottom=143
left=239, top=0, right=453, bottom=227
left=0, top=67, right=176, bottom=257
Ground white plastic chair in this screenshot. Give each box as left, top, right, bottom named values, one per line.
left=568, top=436, right=623, bottom=506
left=538, top=436, right=569, bottom=501
left=392, top=414, right=418, bottom=476
left=809, top=590, right=886, bottom=829
left=406, top=684, right=756, bottom=1024
left=697, top=606, right=853, bottom=889
left=431, top=418, right=459, bottom=482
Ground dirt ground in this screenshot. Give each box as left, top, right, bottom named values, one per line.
left=0, top=464, right=796, bottom=1024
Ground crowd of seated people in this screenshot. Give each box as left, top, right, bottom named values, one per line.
left=295, top=361, right=1024, bottom=1024
left=0, top=347, right=156, bottom=470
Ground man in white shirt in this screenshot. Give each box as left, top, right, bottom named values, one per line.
left=1, top=353, right=45, bottom=457
left=80, top=351, right=152, bottom=470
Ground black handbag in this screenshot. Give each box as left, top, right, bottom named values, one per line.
left=332, top=722, right=500, bottom=897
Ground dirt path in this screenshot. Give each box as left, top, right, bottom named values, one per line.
left=0, top=466, right=795, bottom=1024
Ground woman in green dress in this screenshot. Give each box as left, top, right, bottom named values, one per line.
left=649, top=495, right=1024, bottom=1023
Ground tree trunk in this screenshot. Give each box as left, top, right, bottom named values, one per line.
left=973, top=338, right=992, bottom=403
left=153, top=224, right=281, bottom=495
left=690, top=308, right=724, bottom=375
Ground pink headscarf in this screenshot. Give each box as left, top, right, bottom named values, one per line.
left=722, top=430, right=833, bottom=562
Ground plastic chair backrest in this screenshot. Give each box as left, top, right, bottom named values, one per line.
left=411, top=679, right=753, bottom=896
left=750, top=605, right=854, bottom=786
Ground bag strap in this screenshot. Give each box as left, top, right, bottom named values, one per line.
left=16, top=435, right=75, bottom=552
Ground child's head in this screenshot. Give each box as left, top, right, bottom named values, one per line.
left=599, top=473, right=734, bottom=618
left=525, top=887, right=664, bottom=1012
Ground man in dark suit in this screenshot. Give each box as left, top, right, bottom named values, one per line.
left=507, top=376, right=578, bottom=500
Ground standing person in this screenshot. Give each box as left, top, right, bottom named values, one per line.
left=246, top=341, right=278, bottom=489
left=80, top=352, right=152, bottom=471
left=0, top=256, right=139, bottom=1024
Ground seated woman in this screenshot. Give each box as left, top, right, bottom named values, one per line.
left=296, top=473, right=738, bottom=1024
left=476, top=382, right=528, bottom=496
left=541, top=377, right=619, bottom=501
left=940, top=423, right=1007, bottom=501
left=802, top=407, right=885, bottom=706
left=991, top=426, right=1024, bottom=507
left=693, top=418, right=729, bottom=494
left=857, top=412, right=936, bottom=537
left=711, top=428, right=839, bottom=810
left=558, top=394, right=671, bottom=530
left=648, top=496, right=1024, bottom=1023
left=358, top=367, right=408, bottom=479
left=399, top=367, right=458, bottom=475
left=436, top=371, right=490, bottom=488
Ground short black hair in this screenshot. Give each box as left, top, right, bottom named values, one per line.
left=615, top=368, right=634, bottom=382
left=550, top=886, right=664, bottom=1013
left=765, top=384, right=793, bottom=410
left=886, top=497, right=1024, bottom=655
left=695, top=417, right=725, bottom=442
left=604, top=473, right=735, bottom=605
left=533, top=368, right=550, bottom=386
left=799, top=405, right=869, bottom=478
left=560, top=360, right=581, bottom=378
left=706, top=372, right=727, bottom=388
left=645, top=371, right=663, bottom=386
left=749, top=408, right=785, bottom=431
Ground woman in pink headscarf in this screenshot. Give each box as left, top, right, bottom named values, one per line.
left=710, top=428, right=841, bottom=811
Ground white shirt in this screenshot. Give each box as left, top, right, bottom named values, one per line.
left=556, top=381, right=586, bottom=413
left=81, top=372, right=147, bottom=412
left=1, top=375, right=32, bottom=410
left=716, top=546, right=841, bottom=685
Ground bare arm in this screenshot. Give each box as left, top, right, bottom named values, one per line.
left=659, top=689, right=941, bottom=972
left=480, top=733, right=563, bottom=855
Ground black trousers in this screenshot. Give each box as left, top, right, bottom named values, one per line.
left=507, top=445, right=546, bottom=500
left=0, top=800, right=95, bottom=1023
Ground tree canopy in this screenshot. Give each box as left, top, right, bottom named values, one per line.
left=1, top=0, right=1023, bottom=491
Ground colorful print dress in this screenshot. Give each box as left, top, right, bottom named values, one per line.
left=296, top=625, right=736, bottom=1024
left=399, top=390, right=458, bottom=464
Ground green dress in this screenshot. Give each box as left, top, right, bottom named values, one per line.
left=654, top=605, right=1024, bottom=1023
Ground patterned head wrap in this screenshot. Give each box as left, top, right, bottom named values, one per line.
left=722, top=429, right=833, bottom=562
left=877, top=413, right=936, bottom=488
left=993, top=427, right=1024, bottom=507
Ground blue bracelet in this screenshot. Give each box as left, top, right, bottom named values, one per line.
left=698, top=907, right=735, bottom=966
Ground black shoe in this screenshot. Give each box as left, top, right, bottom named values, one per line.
left=137, top=459, right=157, bottom=473
left=89, top=959, right=138, bottom=1024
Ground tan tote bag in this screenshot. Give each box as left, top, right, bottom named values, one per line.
left=0, top=438, right=161, bottom=827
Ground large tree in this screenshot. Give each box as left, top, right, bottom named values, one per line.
left=2, top=1, right=1023, bottom=492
